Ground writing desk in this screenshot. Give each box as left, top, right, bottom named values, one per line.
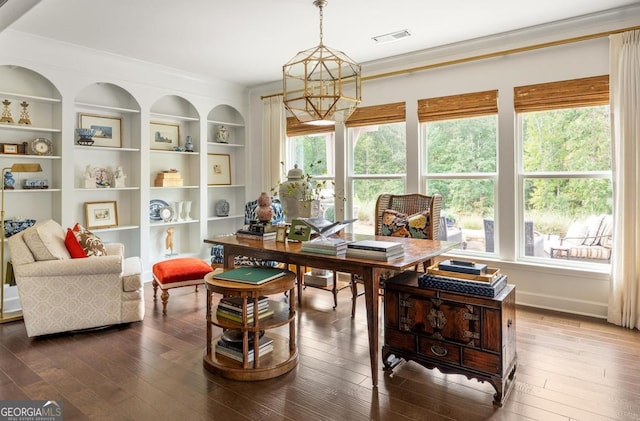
left=204, top=233, right=458, bottom=386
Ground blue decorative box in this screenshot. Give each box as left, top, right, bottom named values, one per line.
left=418, top=273, right=507, bottom=297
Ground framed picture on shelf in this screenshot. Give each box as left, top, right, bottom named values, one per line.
left=150, top=122, right=180, bottom=150
left=79, top=114, right=122, bottom=148
left=84, top=201, right=119, bottom=230
left=2, top=143, right=18, bottom=154
left=207, top=153, right=231, bottom=185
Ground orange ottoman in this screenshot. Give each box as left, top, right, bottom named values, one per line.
left=152, top=258, right=213, bottom=314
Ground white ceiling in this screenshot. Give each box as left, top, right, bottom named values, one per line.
left=5, top=0, right=639, bottom=88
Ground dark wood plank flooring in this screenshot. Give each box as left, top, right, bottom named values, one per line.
left=1, top=282, right=640, bottom=420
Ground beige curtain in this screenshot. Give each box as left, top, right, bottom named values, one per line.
left=261, top=96, right=286, bottom=193
left=608, top=30, right=640, bottom=329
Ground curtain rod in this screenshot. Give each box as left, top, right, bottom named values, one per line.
left=260, top=24, right=640, bottom=100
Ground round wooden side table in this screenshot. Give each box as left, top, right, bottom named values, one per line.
left=203, top=269, right=298, bottom=381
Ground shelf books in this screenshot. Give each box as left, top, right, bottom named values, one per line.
left=212, top=267, right=286, bottom=285
left=236, top=229, right=277, bottom=241
left=218, top=296, right=269, bottom=315
left=215, top=334, right=274, bottom=363
left=346, top=240, right=404, bottom=261
left=300, top=235, right=349, bottom=255
left=216, top=306, right=275, bottom=324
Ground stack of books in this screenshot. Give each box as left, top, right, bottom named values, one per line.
left=301, top=236, right=349, bottom=255
left=215, top=330, right=274, bottom=362
left=215, top=295, right=274, bottom=323
left=346, top=240, right=404, bottom=261
left=235, top=229, right=276, bottom=240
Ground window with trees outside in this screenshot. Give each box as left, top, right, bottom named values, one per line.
left=284, top=117, right=337, bottom=220
left=347, top=102, right=406, bottom=234
left=516, top=75, right=612, bottom=265
left=420, top=91, right=498, bottom=253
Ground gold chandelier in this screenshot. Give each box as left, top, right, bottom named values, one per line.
left=283, top=0, right=362, bottom=125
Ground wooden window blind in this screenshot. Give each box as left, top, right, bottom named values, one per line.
left=345, top=102, right=406, bottom=127
left=417, top=90, right=498, bottom=122
left=286, top=117, right=334, bottom=137
left=514, top=75, right=609, bottom=112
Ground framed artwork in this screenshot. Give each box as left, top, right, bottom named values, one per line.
left=276, top=225, right=287, bottom=243
left=84, top=201, right=119, bottom=230
left=207, top=153, right=231, bottom=185
left=288, top=219, right=312, bottom=242
left=79, top=114, right=122, bottom=148
left=150, top=122, right=180, bottom=150
left=2, top=143, right=18, bottom=154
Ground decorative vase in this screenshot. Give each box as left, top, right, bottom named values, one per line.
left=279, top=164, right=312, bottom=223
left=185, top=135, right=194, bottom=152
left=176, top=201, right=184, bottom=222
left=172, top=202, right=180, bottom=222
left=3, top=170, right=15, bottom=190
left=183, top=201, right=192, bottom=221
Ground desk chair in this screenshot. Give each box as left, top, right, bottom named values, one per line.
left=350, top=193, right=442, bottom=317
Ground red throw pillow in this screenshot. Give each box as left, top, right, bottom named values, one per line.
left=65, top=228, right=88, bottom=258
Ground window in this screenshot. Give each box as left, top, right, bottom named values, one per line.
left=284, top=117, right=337, bottom=220
left=420, top=91, right=498, bottom=253
left=347, top=103, right=406, bottom=233
left=516, top=76, right=612, bottom=264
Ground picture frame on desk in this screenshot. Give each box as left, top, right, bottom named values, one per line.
left=84, top=201, right=119, bottom=230
left=150, top=121, right=180, bottom=150
left=287, top=219, right=311, bottom=242
left=276, top=225, right=287, bottom=243
left=207, top=153, right=231, bottom=185
left=79, top=113, right=122, bottom=148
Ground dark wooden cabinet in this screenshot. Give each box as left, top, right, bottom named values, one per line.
left=382, top=271, right=517, bottom=406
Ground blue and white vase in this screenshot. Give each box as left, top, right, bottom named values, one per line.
left=3, top=170, right=15, bottom=190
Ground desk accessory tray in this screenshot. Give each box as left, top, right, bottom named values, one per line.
left=418, top=273, right=507, bottom=297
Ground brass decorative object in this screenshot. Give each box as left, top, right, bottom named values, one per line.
left=0, top=99, right=14, bottom=124
left=282, top=0, right=361, bottom=125
left=18, top=101, right=31, bottom=125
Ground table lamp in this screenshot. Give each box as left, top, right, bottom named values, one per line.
left=1, top=162, right=43, bottom=323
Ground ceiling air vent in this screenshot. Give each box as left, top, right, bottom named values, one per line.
left=372, top=29, right=412, bottom=44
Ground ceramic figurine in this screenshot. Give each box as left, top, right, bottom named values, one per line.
left=215, top=125, right=229, bottom=143
left=165, top=227, right=175, bottom=255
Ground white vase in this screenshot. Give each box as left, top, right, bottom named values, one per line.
left=183, top=201, right=192, bottom=221
left=176, top=201, right=184, bottom=222
left=172, top=202, right=180, bottom=222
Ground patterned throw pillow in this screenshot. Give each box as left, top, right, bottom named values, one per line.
left=65, top=228, right=87, bottom=258
left=381, top=209, right=431, bottom=239
left=71, top=223, right=107, bottom=257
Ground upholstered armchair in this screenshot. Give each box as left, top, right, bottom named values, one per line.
left=8, top=220, right=144, bottom=337
left=210, top=197, right=285, bottom=268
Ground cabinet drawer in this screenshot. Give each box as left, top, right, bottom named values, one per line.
left=417, top=336, right=460, bottom=365
left=386, top=329, right=416, bottom=353
left=463, top=347, right=500, bottom=374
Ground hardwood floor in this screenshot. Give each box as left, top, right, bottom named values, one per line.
left=1, top=282, right=640, bottom=421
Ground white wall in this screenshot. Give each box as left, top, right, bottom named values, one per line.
left=247, top=10, right=640, bottom=318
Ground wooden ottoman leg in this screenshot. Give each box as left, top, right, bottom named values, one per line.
left=161, top=289, right=169, bottom=315
left=152, top=279, right=159, bottom=301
